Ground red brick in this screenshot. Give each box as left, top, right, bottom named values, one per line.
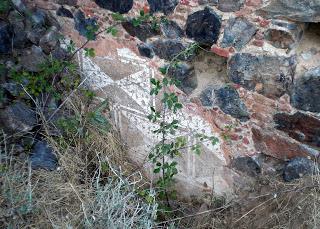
left=259, top=18, right=270, bottom=27
left=211, top=45, right=230, bottom=58
left=143, top=4, right=150, bottom=14
left=243, top=137, right=250, bottom=145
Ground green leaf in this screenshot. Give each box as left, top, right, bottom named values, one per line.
left=171, top=161, right=178, bottom=166
left=150, top=78, right=157, bottom=85
left=192, top=144, right=201, bottom=155
left=159, top=66, right=167, bottom=75
left=154, top=168, right=161, bottom=174
left=140, top=10, right=145, bottom=16
left=162, top=78, right=168, bottom=86
left=132, top=18, right=141, bottom=27
left=111, top=12, right=125, bottom=21
left=106, top=26, right=118, bottom=36
left=84, top=48, right=96, bottom=57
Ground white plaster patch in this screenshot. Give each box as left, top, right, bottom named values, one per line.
left=79, top=47, right=230, bottom=198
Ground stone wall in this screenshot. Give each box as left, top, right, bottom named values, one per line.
left=25, top=0, right=320, bottom=200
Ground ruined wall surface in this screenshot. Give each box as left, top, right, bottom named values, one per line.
left=26, top=0, right=320, bottom=200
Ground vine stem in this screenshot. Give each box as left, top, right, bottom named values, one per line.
left=161, top=85, right=171, bottom=208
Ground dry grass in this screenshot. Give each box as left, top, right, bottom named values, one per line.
left=0, top=91, right=319, bottom=228
left=0, top=92, right=157, bottom=228
left=171, top=169, right=320, bottom=229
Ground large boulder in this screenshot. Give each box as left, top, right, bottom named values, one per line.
left=283, top=157, right=316, bottom=182
left=200, top=86, right=250, bottom=121
left=94, top=0, right=133, bottom=14
left=160, top=20, right=184, bottom=39
left=215, top=86, right=250, bottom=122
left=147, top=0, right=179, bottom=15
left=122, top=21, right=160, bottom=42
left=8, top=10, right=28, bottom=49
left=231, top=156, right=261, bottom=177
left=221, top=17, right=257, bottom=50
left=30, top=141, right=58, bottom=171
left=290, top=67, right=320, bottom=113
left=151, top=39, right=194, bottom=61
left=186, top=7, right=221, bottom=46
left=167, top=63, right=197, bottom=94
left=0, top=21, right=13, bottom=54
left=20, top=45, right=47, bottom=72
left=258, top=0, right=320, bottom=23
left=137, top=43, right=155, bottom=58
left=228, top=53, right=296, bottom=98
left=39, top=26, right=60, bottom=54
left=0, top=102, right=37, bottom=133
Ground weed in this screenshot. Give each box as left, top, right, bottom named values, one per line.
left=0, top=0, right=10, bottom=14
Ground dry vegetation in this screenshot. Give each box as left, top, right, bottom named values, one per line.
left=0, top=93, right=158, bottom=228
left=0, top=78, right=319, bottom=229
left=0, top=93, right=319, bottom=229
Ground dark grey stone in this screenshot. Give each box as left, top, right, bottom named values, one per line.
left=0, top=102, right=37, bottom=133
left=291, top=67, right=320, bottom=113
left=151, top=39, right=194, bottom=61
left=138, top=43, right=154, bottom=58
left=148, top=0, right=179, bottom=15
left=283, top=157, right=315, bottom=182
left=30, top=141, right=58, bottom=171
left=218, top=0, right=244, bottom=12
left=228, top=53, right=296, bottom=98
left=2, top=82, right=24, bottom=97
left=231, top=156, right=261, bottom=177
left=186, top=7, right=221, bottom=46
left=39, top=27, right=60, bottom=54
left=0, top=21, right=13, bottom=54
left=221, top=17, right=257, bottom=50
left=160, top=20, right=184, bottom=39
left=74, top=10, right=98, bottom=38
left=52, top=46, right=69, bottom=60
left=27, top=26, right=46, bottom=45
left=56, top=6, right=73, bottom=18
left=57, top=0, right=77, bottom=6
left=258, top=0, right=320, bottom=23
left=20, top=45, right=47, bottom=72
left=200, top=86, right=250, bottom=121
left=8, top=10, right=28, bottom=49
left=122, top=21, right=160, bottom=42
left=216, top=86, right=250, bottom=121
left=95, top=0, right=133, bottom=14
left=167, top=63, right=197, bottom=94
left=200, top=86, right=215, bottom=107
left=30, top=9, right=46, bottom=27
left=11, top=0, right=27, bottom=14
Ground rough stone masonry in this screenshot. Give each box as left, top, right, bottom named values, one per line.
left=23, top=0, right=320, bottom=201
